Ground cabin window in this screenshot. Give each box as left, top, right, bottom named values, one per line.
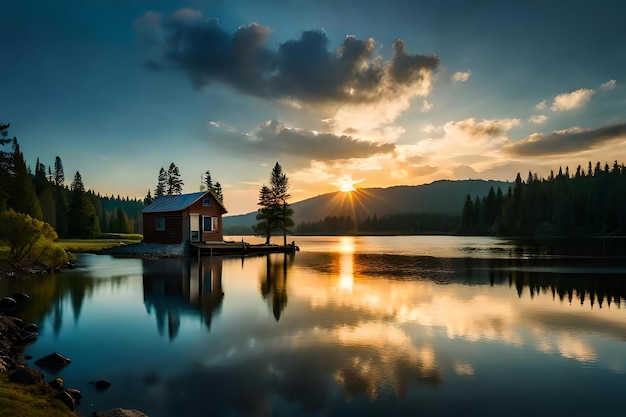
left=155, top=217, right=165, bottom=231
left=203, top=216, right=219, bottom=232
left=203, top=216, right=213, bottom=232
left=202, top=197, right=211, bottom=207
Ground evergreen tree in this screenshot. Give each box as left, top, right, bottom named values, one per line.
left=68, top=171, right=99, bottom=238
left=0, top=123, right=13, bottom=210
left=213, top=181, right=223, bottom=203
left=9, top=138, right=43, bottom=219
left=33, top=158, right=48, bottom=195
left=256, top=162, right=293, bottom=245
left=115, top=207, right=130, bottom=233
left=202, top=170, right=213, bottom=192
left=255, top=185, right=278, bottom=244
left=460, top=194, right=474, bottom=233
left=155, top=167, right=167, bottom=197
left=54, top=156, right=64, bottom=187
left=167, top=162, right=183, bottom=195
left=201, top=169, right=224, bottom=203
left=143, top=189, right=154, bottom=206
left=54, top=187, right=69, bottom=238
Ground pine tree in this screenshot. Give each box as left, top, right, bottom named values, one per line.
left=155, top=167, right=167, bottom=197
left=213, top=181, right=223, bottom=203
left=0, top=123, right=13, bottom=210
left=167, top=163, right=183, bottom=195
left=256, top=162, right=293, bottom=246
left=9, top=138, right=43, bottom=219
left=54, top=156, right=64, bottom=187
left=143, top=189, right=154, bottom=206
left=68, top=171, right=99, bottom=238
left=203, top=170, right=213, bottom=192
left=255, top=185, right=277, bottom=244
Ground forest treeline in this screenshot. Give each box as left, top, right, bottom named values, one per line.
left=1, top=125, right=144, bottom=238
left=460, top=162, right=626, bottom=236
left=295, top=212, right=460, bottom=235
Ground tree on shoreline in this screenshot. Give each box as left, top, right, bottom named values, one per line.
left=255, top=162, right=293, bottom=245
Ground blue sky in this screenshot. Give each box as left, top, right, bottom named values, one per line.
left=2, top=0, right=625, bottom=214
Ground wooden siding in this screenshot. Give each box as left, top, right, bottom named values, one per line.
left=143, top=213, right=184, bottom=243
left=185, top=194, right=225, bottom=242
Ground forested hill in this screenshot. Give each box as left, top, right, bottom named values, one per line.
left=1, top=128, right=144, bottom=238
left=460, top=163, right=626, bottom=236
left=224, top=179, right=510, bottom=228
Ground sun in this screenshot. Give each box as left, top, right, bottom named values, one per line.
left=333, top=175, right=360, bottom=193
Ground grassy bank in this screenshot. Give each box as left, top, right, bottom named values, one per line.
left=0, top=374, right=74, bottom=417
left=1, top=234, right=142, bottom=268
left=58, top=234, right=142, bottom=253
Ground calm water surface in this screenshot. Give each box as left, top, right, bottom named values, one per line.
left=3, top=236, right=626, bottom=417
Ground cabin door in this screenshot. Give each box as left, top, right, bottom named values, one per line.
left=190, top=214, right=200, bottom=242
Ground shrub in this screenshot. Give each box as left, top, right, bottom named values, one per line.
left=0, top=209, right=69, bottom=267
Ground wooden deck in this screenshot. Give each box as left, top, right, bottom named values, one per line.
left=191, top=241, right=299, bottom=256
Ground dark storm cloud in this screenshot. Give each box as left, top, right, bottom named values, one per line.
left=210, top=120, right=395, bottom=160
left=138, top=9, right=439, bottom=104
left=507, top=123, right=626, bottom=156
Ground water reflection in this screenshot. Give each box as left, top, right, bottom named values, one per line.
left=0, top=255, right=137, bottom=335
left=258, top=254, right=294, bottom=321
left=9, top=237, right=626, bottom=416
left=142, top=256, right=224, bottom=339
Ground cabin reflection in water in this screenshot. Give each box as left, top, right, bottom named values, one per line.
left=142, top=257, right=224, bottom=339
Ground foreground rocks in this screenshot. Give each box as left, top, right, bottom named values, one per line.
left=1, top=294, right=150, bottom=416
left=0, top=313, right=38, bottom=372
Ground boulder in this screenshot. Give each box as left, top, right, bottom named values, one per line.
left=34, top=352, right=72, bottom=369
left=48, top=377, right=64, bottom=390
left=11, top=292, right=30, bottom=303
left=65, top=387, right=82, bottom=402
left=0, top=297, right=17, bottom=313
left=92, top=379, right=112, bottom=390
left=54, top=390, right=75, bottom=412
left=24, top=322, right=39, bottom=333
left=93, top=408, right=150, bottom=417
left=8, top=367, right=44, bottom=385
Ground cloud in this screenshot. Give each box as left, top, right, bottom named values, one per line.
left=410, top=117, right=521, bottom=175
left=421, top=100, right=433, bottom=112
left=145, top=9, right=439, bottom=108
left=209, top=120, right=395, bottom=162
left=534, top=100, right=548, bottom=110
left=421, top=123, right=440, bottom=133
left=444, top=117, right=520, bottom=138
left=507, top=122, right=626, bottom=156
left=529, top=115, right=548, bottom=124
left=451, top=70, right=471, bottom=82
left=550, top=88, right=595, bottom=111
left=600, top=79, right=617, bottom=90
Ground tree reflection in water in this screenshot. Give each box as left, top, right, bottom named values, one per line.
left=259, top=253, right=295, bottom=321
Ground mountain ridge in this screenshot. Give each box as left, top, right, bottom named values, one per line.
left=224, top=179, right=511, bottom=228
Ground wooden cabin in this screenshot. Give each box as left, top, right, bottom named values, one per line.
left=142, top=191, right=227, bottom=245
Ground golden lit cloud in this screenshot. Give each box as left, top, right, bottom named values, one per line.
left=550, top=88, right=595, bottom=111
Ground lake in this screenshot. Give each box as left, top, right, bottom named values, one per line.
left=3, top=235, right=626, bottom=417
